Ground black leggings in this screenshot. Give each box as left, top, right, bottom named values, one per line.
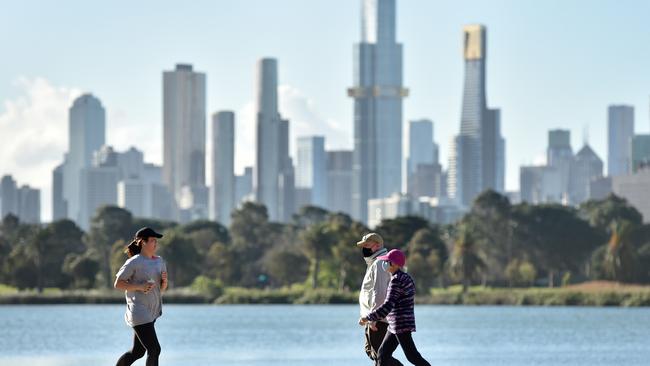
left=116, top=322, right=161, bottom=366
left=378, top=331, right=431, bottom=366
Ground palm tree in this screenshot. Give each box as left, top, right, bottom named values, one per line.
left=604, top=220, right=637, bottom=283
left=449, top=227, right=486, bottom=293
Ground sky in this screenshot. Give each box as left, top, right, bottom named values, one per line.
left=1, top=0, right=649, bottom=222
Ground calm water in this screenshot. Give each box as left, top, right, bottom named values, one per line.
left=0, top=304, right=648, bottom=365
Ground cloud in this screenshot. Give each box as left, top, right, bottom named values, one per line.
left=233, top=84, right=352, bottom=175
left=0, top=77, right=82, bottom=222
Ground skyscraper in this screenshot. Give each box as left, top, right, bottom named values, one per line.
left=63, top=94, right=106, bottom=225
left=0, top=175, right=18, bottom=219
left=52, top=161, right=67, bottom=221
left=326, top=150, right=353, bottom=215
left=448, top=24, right=504, bottom=206
left=607, top=105, right=634, bottom=176
left=348, top=0, right=407, bottom=223
left=569, top=144, right=604, bottom=204
left=163, top=64, right=206, bottom=216
left=407, top=120, right=435, bottom=176
left=210, top=111, right=235, bottom=225
left=547, top=129, right=573, bottom=196
left=254, top=58, right=293, bottom=221
left=631, top=134, right=650, bottom=172
left=296, top=136, right=327, bottom=208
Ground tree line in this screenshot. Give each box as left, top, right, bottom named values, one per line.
left=1, top=191, right=649, bottom=294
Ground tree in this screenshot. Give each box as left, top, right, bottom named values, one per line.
left=63, top=253, right=100, bottom=289
left=158, top=229, right=200, bottom=287
left=300, top=222, right=335, bottom=289
left=86, top=206, right=134, bottom=288
left=511, top=204, right=600, bottom=287
left=229, top=202, right=273, bottom=286
left=375, top=216, right=430, bottom=250
left=603, top=221, right=638, bottom=282
left=263, top=244, right=309, bottom=287
left=579, top=194, right=643, bottom=231
left=465, top=190, right=514, bottom=283
left=449, top=226, right=486, bottom=293
left=328, top=213, right=368, bottom=291
left=406, top=227, right=448, bottom=292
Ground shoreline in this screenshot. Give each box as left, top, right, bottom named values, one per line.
left=2, top=286, right=650, bottom=306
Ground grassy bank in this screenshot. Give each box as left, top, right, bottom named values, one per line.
left=2, top=282, right=650, bottom=306
left=422, top=282, right=650, bottom=307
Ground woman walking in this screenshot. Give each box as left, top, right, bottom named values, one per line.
left=114, top=227, right=168, bottom=366
left=359, top=249, right=431, bottom=366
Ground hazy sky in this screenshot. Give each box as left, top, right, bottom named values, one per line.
left=1, top=0, right=649, bottom=221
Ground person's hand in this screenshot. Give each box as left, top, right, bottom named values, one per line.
left=161, top=271, right=168, bottom=291
left=358, top=317, right=369, bottom=326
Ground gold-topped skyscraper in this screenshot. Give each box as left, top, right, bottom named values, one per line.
left=448, top=25, right=505, bottom=206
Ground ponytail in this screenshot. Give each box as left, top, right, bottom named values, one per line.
left=124, top=239, right=143, bottom=257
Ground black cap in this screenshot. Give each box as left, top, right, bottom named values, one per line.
left=135, top=227, right=163, bottom=239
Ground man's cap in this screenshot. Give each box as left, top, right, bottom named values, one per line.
left=135, top=227, right=163, bottom=239
left=377, top=249, right=406, bottom=268
left=356, top=232, right=383, bottom=247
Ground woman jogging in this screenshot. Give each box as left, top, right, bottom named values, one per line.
left=114, top=227, right=168, bottom=366
left=359, top=249, right=431, bottom=366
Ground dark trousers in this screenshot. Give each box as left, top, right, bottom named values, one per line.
left=365, top=322, right=404, bottom=365
left=116, top=322, right=161, bottom=366
left=378, top=331, right=431, bottom=366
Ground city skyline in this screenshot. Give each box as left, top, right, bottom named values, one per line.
left=1, top=0, right=650, bottom=222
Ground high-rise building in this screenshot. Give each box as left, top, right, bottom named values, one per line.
left=1, top=176, right=40, bottom=223
left=1, top=175, right=18, bottom=219
left=349, top=0, right=408, bottom=223
left=569, top=144, right=604, bottom=204
left=607, top=105, right=634, bottom=176
left=408, top=163, right=443, bottom=199
left=613, top=166, right=650, bottom=223
left=254, top=58, right=293, bottom=221
left=63, top=94, right=106, bottom=225
left=631, top=134, right=650, bottom=172
left=210, top=111, right=235, bottom=225
left=52, top=161, right=67, bottom=221
left=163, top=64, right=206, bottom=216
left=547, top=129, right=573, bottom=195
left=519, top=165, right=563, bottom=204
left=235, top=167, right=254, bottom=207
left=296, top=136, right=327, bottom=208
left=448, top=25, right=504, bottom=206
left=407, top=119, right=441, bottom=197
left=17, top=185, right=40, bottom=224
left=326, top=150, right=353, bottom=215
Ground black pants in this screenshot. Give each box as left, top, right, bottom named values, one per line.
left=365, top=322, right=404, bottom=366
left=116, top=322, right=161, bottom=366
left=377, top=331, right=430, bottom=366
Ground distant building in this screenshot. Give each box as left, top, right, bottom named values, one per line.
left=569, top=144, right=604, bottom=204
left=367, top=193, right=464, bottom=228
left=210, top=111, right=235, bottom=225
left=520, top=165, right=563, bottom=204
left=448, top=25, right=505, bottom=206
left=547, top=129, right=573, bottom=195
left=589, top=177, right=613, bottom=201
left=349, top=0, right=407, bottom=223
left=1, top=175, right=40, bottom=223
left=326, top=150, right=353, bottom=215
left=163, top=64, right=207, bottom=218
left=235, top=167, right=254, bottom=208
left=63, top=94, right=106, bottom=226
left=296, top=136, right=327, bottom=208
left=631, top=134, right=650, bottom=173
left=607, top=105, right=634, bottom=176
left=613, top=167, right=650, bottom=223
left=52, top=161, right=67, bottom=220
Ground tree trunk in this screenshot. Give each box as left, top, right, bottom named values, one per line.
left=548, top=270, right=555, bottom=288
left=462, top=278, right=469, bottom=293
left=311, top=256, right=320, bottom=289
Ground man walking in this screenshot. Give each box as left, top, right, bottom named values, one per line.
left=357, top=233, right=404, bottom=366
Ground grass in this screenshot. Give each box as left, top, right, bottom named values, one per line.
left=2, top=281, right=650, bottom=306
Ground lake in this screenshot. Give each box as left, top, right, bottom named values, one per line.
left=0, top=304, right=648, bottom=365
